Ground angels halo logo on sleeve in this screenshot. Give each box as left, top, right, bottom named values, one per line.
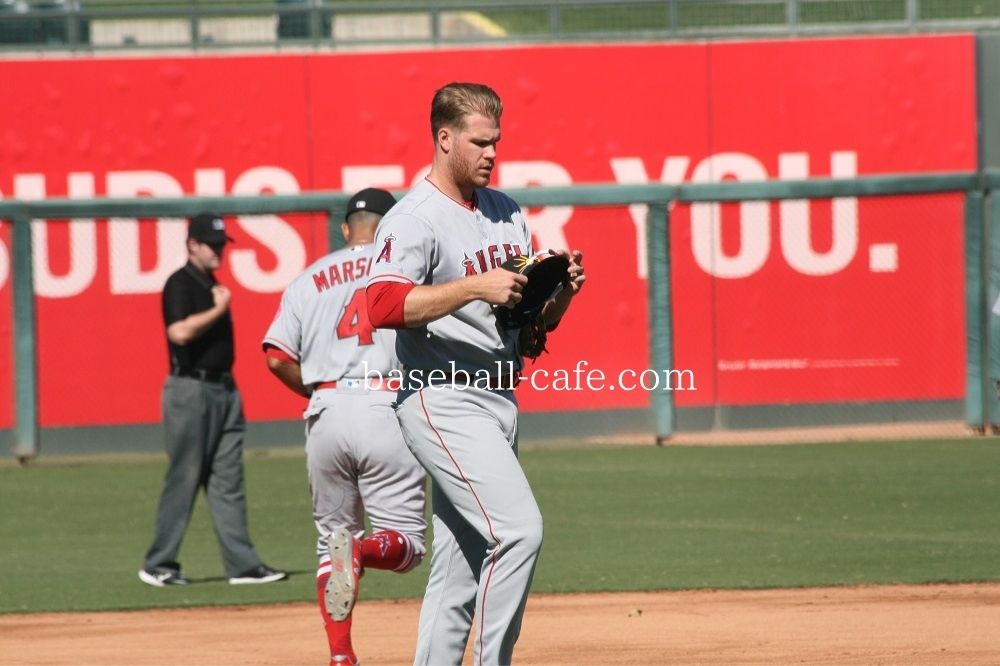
left=376, top=235, right=396, bottom=264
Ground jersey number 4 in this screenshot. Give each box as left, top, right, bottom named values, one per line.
left=336, top=288, right=374, bottom=346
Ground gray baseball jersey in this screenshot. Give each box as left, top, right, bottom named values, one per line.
left=367, top=178, right=534, bottom=375
left=368, top=178, right=543, bottom=665
left=265, top=243, right=400, bottom=385
left=263, top=242, right=424, bottom=558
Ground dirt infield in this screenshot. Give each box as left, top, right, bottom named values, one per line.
left=4, top=583, right=1000, bottom=665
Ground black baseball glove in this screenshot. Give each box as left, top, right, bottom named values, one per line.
left=495, top=251, right=570, bottom=359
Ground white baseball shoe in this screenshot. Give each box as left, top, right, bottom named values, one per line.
left=227, top=564, right=288, bottom=585
left=325, top=527, right=362, bottom=621
left=138, top=568, right=190, bottom=587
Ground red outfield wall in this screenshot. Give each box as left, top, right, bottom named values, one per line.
left=0, top=36, right=976, bottom=427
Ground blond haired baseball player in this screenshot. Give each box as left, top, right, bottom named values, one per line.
left=366, top=83, right=586, bottom=665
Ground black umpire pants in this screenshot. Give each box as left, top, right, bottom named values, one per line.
left=143, top=375, right=262, bottom=578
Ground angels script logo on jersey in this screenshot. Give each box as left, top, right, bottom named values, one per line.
left=376, top=234, right=396, bottom=264
left=462, top=243, right=526, bottom=276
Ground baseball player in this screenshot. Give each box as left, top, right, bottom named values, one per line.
left=366, top=83, right=586, bottom=665
left=263, top=188, right=427, bottom=666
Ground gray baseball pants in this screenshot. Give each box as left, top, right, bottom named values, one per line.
left=143, top=375, right=262, bottom=578
left=304, top=385, right=426, bottom=557
left=395, top=385, right=543, bottom=666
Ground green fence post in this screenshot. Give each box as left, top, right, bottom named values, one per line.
left=309, top=0, right=322, bottom=46
left=667, top=0, right=678, bottom=34
left=327, top=209, right=340, bottom=253
left=646, top=202, right=673, bottom=443
left=190, top=0, right=200, bottom=49
left=430, top=5, right=440, bottom=44
left=966, top=191, right=986, bottom=431
left=989, top=192, right=1000, bottom=431
left=11, top=213, right=39, bottom=461
left=328, top=203, right=348, bottom=253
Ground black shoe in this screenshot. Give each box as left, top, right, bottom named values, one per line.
left=138, top=568, right=191, bottom=587
left=228, top=564, right=288, bottom=585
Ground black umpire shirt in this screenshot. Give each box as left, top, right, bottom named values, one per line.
left=162, top=261, right=234, bottom=373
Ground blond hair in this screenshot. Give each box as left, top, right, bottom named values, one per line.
left=430, top=82, right=503, bottom=138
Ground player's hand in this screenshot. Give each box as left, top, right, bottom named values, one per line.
left=560, top=250, right=586, bottom=296
left=212, top=285, right=232, bottom=311
left=475, top=268, right=528, bottom=307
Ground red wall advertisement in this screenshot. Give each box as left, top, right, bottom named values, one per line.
left=0, top=36, right=976, bottom=428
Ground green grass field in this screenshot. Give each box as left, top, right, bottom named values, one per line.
left=2, top=438, right=1000, bottom=614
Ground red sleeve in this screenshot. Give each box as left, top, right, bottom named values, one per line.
left=367, top=281, right=414, bottom=329
left=263, top=344, right=298, bottom=364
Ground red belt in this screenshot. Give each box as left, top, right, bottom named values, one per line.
left=314, top=377, right=401, bottom=392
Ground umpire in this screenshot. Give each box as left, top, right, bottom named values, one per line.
left=139, top=213, right=287, bottom=587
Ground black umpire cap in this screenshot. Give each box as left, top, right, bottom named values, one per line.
left=188, top=213, right=234, bottom=244
left=345, top=188, right=397, bottom=221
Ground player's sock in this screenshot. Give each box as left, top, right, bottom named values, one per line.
left=316, top=559, right=356, bottom=662
left=361, top=529, right=417, bottom=572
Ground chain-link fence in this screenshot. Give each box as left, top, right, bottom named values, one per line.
left=2, top=0, right=1000, bottom=52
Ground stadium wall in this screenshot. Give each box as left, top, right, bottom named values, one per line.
left=0, top=35, right=979, bottom=450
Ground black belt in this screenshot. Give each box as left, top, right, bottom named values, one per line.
left=171, top=367, right=235, bottom=385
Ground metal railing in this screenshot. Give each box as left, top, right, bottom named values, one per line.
left=2, top=0, right=1000, bottom=53
left=2, top=169, right=999, bottom=459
